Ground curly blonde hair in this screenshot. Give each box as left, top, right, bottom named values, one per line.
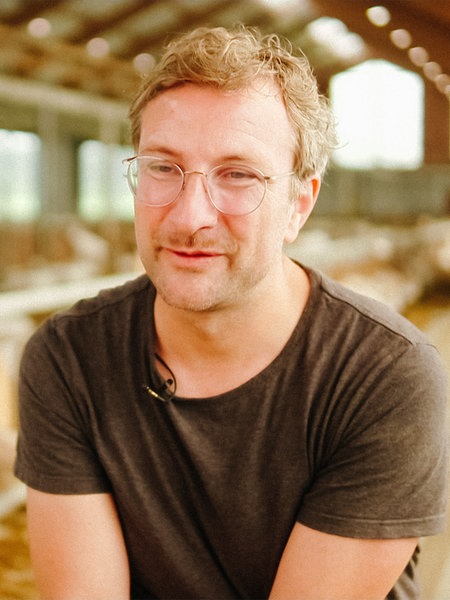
left=129, top=26, right=337, bottom=179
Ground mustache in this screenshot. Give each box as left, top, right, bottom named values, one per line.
left=160, top=232, right=236, bottom=252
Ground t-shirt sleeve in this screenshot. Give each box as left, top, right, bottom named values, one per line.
left=14, top=320, right=112, bottom=494
left=297, top=341, right=449, bottom=539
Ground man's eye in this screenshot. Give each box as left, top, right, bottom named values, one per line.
left=148, top=162, right=177, bottom=176
left=218, top=167, right=259, bottom=184
left=152, top=163, right=171, bottom=172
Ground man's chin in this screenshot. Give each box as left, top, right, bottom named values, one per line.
left=157, top=291, right=222, bottom=313
left=153, top=276, right=226, bottom=313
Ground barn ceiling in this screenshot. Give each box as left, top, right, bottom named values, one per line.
left=0, top=0, right=449, bottom=103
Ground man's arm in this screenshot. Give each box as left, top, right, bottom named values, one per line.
left=27, top=487, right=130, bottom=599
left=270, top=522, right=417, bottom=600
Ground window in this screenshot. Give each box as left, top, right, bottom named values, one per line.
left=78, top=140, right=133, bottom=220
left=330, top=60, right=424, bottom=169
left=0, top=129, right=41, bottom=221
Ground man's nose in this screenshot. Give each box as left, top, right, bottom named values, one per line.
left=170, top=171, right=219, bottom=229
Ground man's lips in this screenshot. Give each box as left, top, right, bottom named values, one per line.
left=162, top=247, right=224, bottom=261
left=171, top=249, right=220, bottom=257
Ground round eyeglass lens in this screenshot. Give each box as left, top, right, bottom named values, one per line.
left=128, top=157, right=184, bottom=207
left=207, top=165, right=266, bottom=215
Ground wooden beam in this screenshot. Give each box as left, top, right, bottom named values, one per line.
left=424, top=85, right=450, bottom=164
left=1, top=0, right=65, bottom=26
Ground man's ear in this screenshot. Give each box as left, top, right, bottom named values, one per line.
left=284, top=176, right=321, bottom=244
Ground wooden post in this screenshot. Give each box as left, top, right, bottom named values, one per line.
left=424, top=81, right=450, bottom=164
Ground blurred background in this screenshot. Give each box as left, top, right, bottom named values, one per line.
left=0, top=1, right=449, bottom=598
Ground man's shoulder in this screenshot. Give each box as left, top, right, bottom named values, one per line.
left=307, top=266, right=429, bottom=347
left=32, top=274, right=153, bottom=344
left=58, top=273, right=151, bottom=317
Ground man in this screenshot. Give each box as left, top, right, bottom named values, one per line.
left=15, top=26, right=448, bottom=599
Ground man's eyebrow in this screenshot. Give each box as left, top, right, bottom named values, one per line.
left=138, top=144, right=177, bottom=156
left=137, top=146, right=261, bottom=166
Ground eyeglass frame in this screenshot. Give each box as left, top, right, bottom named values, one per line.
left=122, top=155, right=296, bottom=216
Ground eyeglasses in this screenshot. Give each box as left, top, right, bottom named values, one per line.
left=123, top=156, right=295, bottom=216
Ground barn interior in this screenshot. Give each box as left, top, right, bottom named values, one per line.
left=0, top=1, right=449, bottom=597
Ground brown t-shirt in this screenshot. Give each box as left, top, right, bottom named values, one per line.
left=15, top=266, right=449, bottom=599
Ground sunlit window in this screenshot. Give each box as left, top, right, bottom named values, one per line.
left=0, top=129, right=41, bottom=221
left=78, top=140, right=133, bottom=220
left=330, top=60, right=424, bottom=169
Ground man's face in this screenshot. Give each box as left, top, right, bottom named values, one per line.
left=134, top=82, right=308, bottom=313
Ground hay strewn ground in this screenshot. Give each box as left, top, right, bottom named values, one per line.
left=0, top=505, right=37, bottom=600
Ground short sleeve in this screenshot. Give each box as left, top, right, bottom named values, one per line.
left=14, top=320, right=111, bottom=494
left=298, top=341, right=449, bottom=539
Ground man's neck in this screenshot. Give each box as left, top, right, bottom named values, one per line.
left=153, top=259, right=310, bottom=398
